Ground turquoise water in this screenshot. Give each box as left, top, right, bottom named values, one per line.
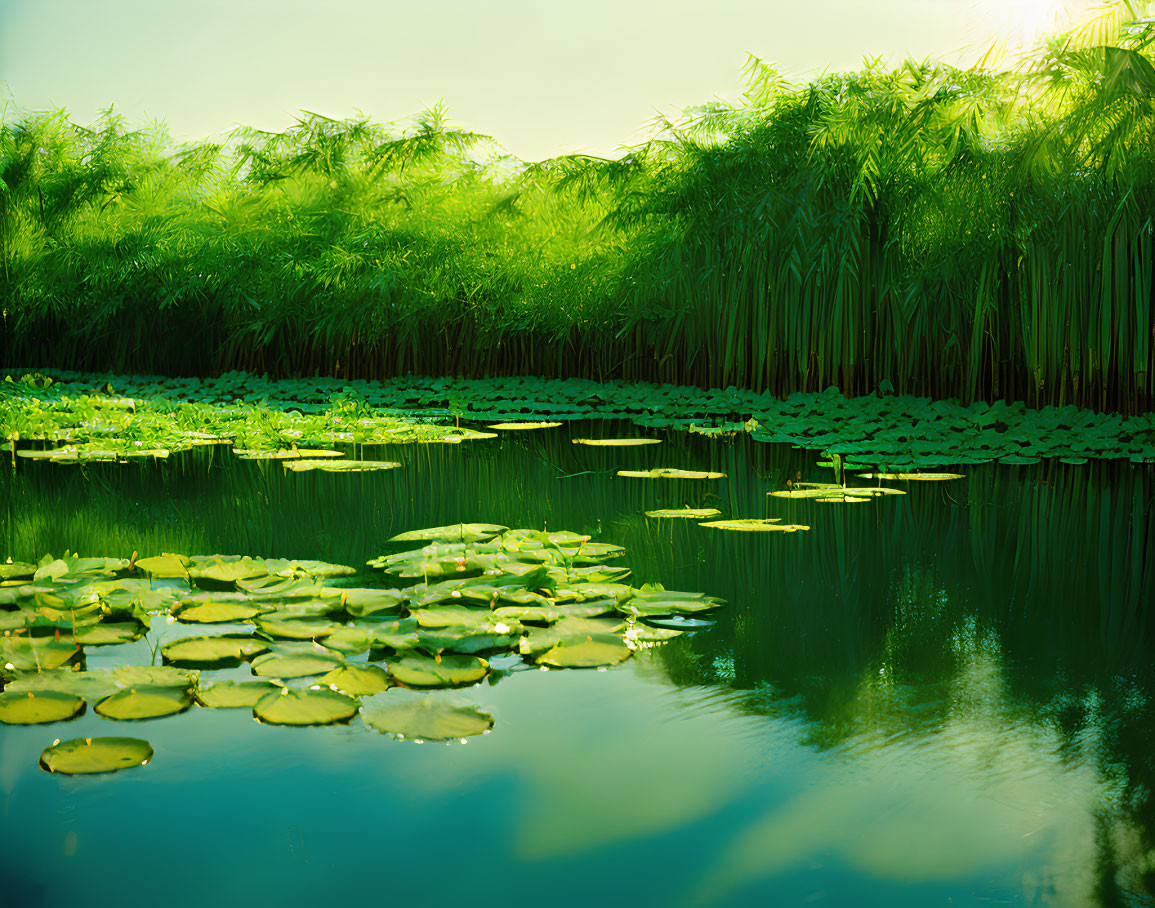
left=2, top=425, right=1153, bottom=906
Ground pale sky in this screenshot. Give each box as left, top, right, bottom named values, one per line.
left=0, top=0, right=1075, bottom=161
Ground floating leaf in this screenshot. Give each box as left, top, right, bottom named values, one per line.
left=187, top=556, right=269, bottom=584
left=572, top=438, right=661, bottom=446
left=644, top=508, right=723, bottom=519
left=0, top=690, right=85, bottom=724
left=195, top=680, right=281, bottom=709
left=388, top=524, right=508, bottom=544
left=40, top=737, right=153, bottom=775
left=487, top=422, right=562, bottom=430
left=251, top=646, right=345, bottom=679
left=255, top=614, right=339, bottom=640
left=1, top=636, right=82, bottom=672
left=173, top=600, right=267, bottom=624
left=387, top=653, right=488, bottom=687
left=321, top=664, right=390, bottom=695
left=74, top=622, right=144, bottom=646
left=699, top=519, right=809, bottom=532
left=337, top=588, right=407, bottom=618
left=360, top=690, right=493, bottom=741
left=617, top=590, right=724, bottom=617
left=95, top=686, right=192, bottom=721
left=253, top=687, right=359, bottom=726
left=161, top=635, right=268, bottom=665
left=856, top=473, right=965, bottom=481
left=232, top=448, right=344, bottom=460
left=283, top=459, right=400, bottom=473
left=537, top=634, right=632, bottom=668
left=134, top=553, right=190, bottom=578
left=0, top=562, right=36, bottom=581
left=617, top=469, right=725, bottom=479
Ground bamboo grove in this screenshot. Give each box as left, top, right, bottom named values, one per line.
left=5, top=4, right=1155, bottom=410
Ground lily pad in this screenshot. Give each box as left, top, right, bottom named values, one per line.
left=255, top=614, right=339, bottom=640
left=537, top=634, right=632, bottom=668
left=487, top=422, right=562, bottom=430
left=195, top=680, right=282, bottom=709
left=95, top=686, right=193, bottom=721
left=134, top=553, right=190, bottom=578
left=336, top=588, right=407, bottom=618
left=572, top=438, right=661, bottom=446
left=321, top=664, right=390, bottom=695
left=1, top=636, right=82, bottom=672
left=0, top=690, right=85, bottom=724
left=253, top=687, right=359, bottom=726
left=644, top=508, right=723, bottom=519
left=387, top=653, right=489, bottom=687
left=283, top=459, right=400, bottom=473
left=699, top=519, right=810, bottom=532
left=187, top=556, right=269, bottom=584
left=617, top=590, right=724, bottom=617
left=388, top=524, right=508, bottom=544
left=856, top=472, right=965, bottom=481
left=173, top=600, right=268, bottom=624
left=251, top=646, right=345, bottom=679
left=617, top=469, right=725, bottom=479
left=0, top=562, right=37, bottom=581
left=360, top=690, right=493, bottom=741
left=74, top=622, right=144, bottom=646
left=40, top=737, right=153, bottom=775
left=161, top=635, right=268, bottom=665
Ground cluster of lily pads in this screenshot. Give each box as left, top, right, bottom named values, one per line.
left=6, top=370, right=1153, bottom=465
left=0, top=524, right=723, bottom=774
left=1, top=373, right=493, bottom=467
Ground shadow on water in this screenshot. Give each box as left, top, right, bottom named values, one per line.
left=1, top=423, right=1152, bottom=904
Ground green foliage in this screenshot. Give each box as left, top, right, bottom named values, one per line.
left=3, top=6, right=1155, bottom=408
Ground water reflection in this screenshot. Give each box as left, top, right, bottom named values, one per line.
left=1, top=426, right=1152, bottom=904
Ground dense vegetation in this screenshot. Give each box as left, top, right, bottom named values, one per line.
left=4, top=4, right=1155, bottom=410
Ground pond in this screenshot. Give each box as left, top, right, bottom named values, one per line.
left=1, top=424, right=1153, bottom=907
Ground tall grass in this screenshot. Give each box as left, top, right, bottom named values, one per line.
left=3, top=3, right=1155, bottom=409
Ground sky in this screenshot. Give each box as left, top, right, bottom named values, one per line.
left=0, top=0, right=1083, bottom=161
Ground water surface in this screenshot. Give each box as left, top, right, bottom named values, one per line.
left=2, top=425, right=1152, bottom=907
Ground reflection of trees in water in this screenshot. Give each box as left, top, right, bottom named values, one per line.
left=639, top=460, right=1155, bottom=904
left=2, top=428, right=1152, bottom=898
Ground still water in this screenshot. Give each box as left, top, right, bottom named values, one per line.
left=1, top=425, right=1152, bottom=907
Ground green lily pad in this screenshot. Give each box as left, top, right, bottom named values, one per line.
left=572, top=438, right=661, bottom=446
left=537, top=633, right=633, bottom=668
left=387, top=653, right=489, bottom=687
left=40, top=737, right=154, bottom=775
left=699, top=519, right=810, bottom=532
left=173, top=600, right=268, bottom=624
left=134, top=553, right=190, bottom=578
left=283, top=459, right=400, bottom=472
left=255, top=614, right=339, bottom=640
left=336, top=588, right=407, bottom=618
left=95, top=686, right=193, bottom=721
left=251, top=646, right=345, bottom=678
left=856, top=472, right=965, bottom=481
left=195, top=680, right=282, bottom=708
left=487, top=421, right=562, bottom=430
left=0, top=562, right=37, bottom=581
left=161, top=635, right=268, bottom=664
left=644, top=508, right=723, bottom=519
left=321, top=627, right=373, bottom=656
left=233, top=448, right=345, bottom=460
left=617, top=468, right=725, bottom=479
left=187, top=556, right=269, bottom=584
left=253, top=687, right=359, bottom=726
left=1, top=636, right=82, bottom=672
left=0, top=690, right=85, bottom=724
left=360, top=690, right=493, bottom=741
left=74, top=622, right=144, bottom=645
left=388, top=524, right=508, bottom=544
left=321, top=664, right=390, bottom=695
left=617, top=590, right=724, bottom=617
